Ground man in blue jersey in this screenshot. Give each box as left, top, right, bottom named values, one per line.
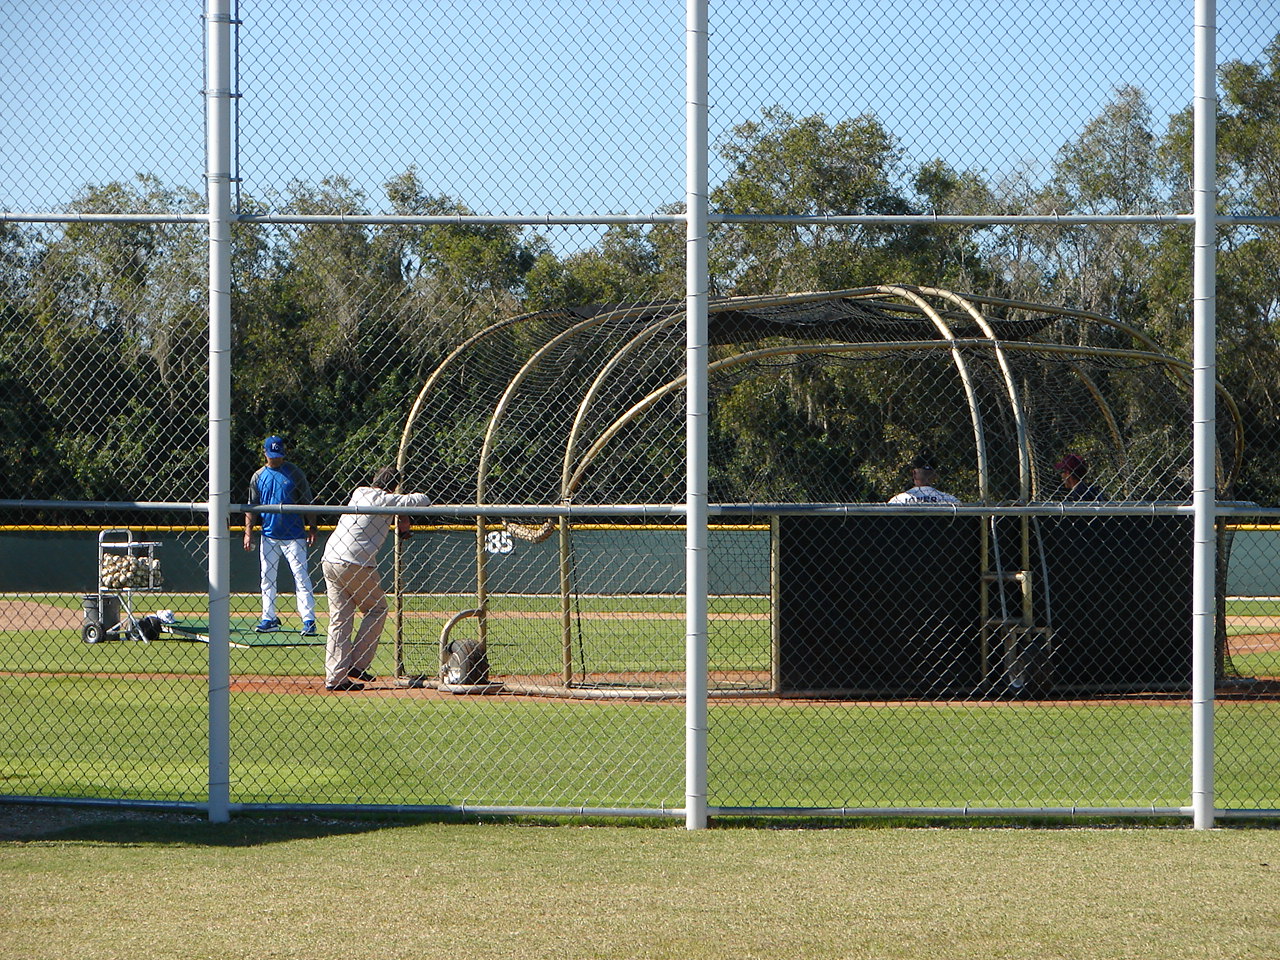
left=243, top=435, right=318, bottom=635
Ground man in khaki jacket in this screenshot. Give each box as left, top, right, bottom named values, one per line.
left=320, top=466, right=430, bottom=691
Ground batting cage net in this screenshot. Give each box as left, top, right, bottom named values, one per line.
left=392, top=287, right=1243, bottom=698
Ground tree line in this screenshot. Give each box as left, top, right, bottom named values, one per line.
left=1, top=38, right=1277, bottom=508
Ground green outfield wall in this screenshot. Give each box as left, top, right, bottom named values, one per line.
left=0, top=526, right=771, bottom=597
left=2, top=525, right=1276, bottom=597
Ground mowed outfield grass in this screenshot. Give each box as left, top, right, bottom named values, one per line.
left=5, top=676, right=1280, bottom=811
left=3, top=807, right=1280, bottom=960
left=4, top=593, right=1280, bottom=811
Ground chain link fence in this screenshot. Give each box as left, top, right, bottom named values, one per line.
left=2, top=0, right=1278, bottom=822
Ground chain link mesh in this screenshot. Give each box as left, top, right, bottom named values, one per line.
left=2, top=1, right=1278, bottom=817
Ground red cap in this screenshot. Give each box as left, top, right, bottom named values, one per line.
left=1055, top=454, right=1086, bottom=474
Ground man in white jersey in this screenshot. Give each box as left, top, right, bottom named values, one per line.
left=887, top=458, right=962, bottom=505
left=320, top=466, right=430, bottom=691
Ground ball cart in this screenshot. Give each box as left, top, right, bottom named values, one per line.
left=81, top=529, right=164, bottom=643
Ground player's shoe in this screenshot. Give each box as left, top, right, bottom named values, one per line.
left=324, top=679, right=365, bottom=692
left=348, top=670, right=377, bottom=682
left=253, top=617, right=281, bottom=633
left=300, top=619, right=318, bottom=637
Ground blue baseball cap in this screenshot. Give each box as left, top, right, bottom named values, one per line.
left=264, top=435, right=287, bottom=458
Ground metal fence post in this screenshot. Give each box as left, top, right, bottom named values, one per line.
left=1191, top=0, right=1218, bottom=831
left=205, top=0, right=234, bottom=824
left=684, top=0, right=710, bottom=831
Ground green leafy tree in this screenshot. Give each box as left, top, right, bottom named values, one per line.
left=1155, top=36, right=1280, bottom=501
left=697, top=109, right=1002, bottom=499
left=1030, top=85, right=1163, bottom=327
left=230, top=171, right=548, bottom=499
left=14, top=177, right=208, bottom=501
left=231, top=177, right=419, bottom=498
left=709, top=107, right=929, bottom=293
left=524, top=222, right=681, bottom=310
left=385, top=167, right=541, bottom=338
left=911, top=159, right=999, bottom=292
left=0, top=221, right=74, bottom=499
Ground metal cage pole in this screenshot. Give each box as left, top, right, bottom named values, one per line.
left=204, top=0, right=234, bottom=824
left=684, top=0, right=710, bottom=831
left=1191, top=0, right=1218, bottom=831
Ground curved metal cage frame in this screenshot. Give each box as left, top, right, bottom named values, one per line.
left=391, top=287, right=1245, bottom=693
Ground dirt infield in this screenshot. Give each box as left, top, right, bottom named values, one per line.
left=0, top=599, right=85, bottom=631
left=1226, top=635, right=1280, bottom=654
left=7, top=667, right=1278, bottom=703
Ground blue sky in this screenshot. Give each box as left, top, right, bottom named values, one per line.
left=2, top=0, right=1276, bottom=218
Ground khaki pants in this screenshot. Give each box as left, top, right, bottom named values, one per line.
left=322, top=560, right=387, bottom=685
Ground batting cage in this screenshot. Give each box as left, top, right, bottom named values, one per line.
left=391, top=285, right=1249, bottom=701
left=391, top=286, right=1244, bottom=699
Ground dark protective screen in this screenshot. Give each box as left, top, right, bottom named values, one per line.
left=776, top=515, right=1195, bottom=697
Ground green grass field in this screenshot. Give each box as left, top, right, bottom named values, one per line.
left=4, top=592, right=1280, bottom=814
left=1226, top=597, right=1280, bottom=617
left=4, top=671, right=1279, bottom=812
left=23, top=589, right=1279, bottom=679
left=4, top=808, right=1280, bottom=960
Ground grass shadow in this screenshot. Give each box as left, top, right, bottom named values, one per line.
left=1, top=804, right=681, bottom=845
left=0, top=804, right=498, bottom=846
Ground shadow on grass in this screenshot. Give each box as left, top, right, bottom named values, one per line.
left=1, top=804, right=679, bottom=846
left=0, top=805, right=506, bottom=846
left=12, top=805, right=1274, bottom=843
